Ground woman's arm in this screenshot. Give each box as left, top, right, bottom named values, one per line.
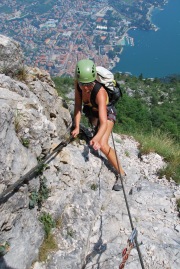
left=71, top=81, right=82, bottom=137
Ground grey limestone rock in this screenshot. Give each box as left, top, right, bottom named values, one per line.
left=0, top=34, right=72, bottom=269
left=0, top=35, right=24, bottom=76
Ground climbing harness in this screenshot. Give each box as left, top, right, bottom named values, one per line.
left=111, top=132, right=145, bottom=269
left=0, top=132, right=74, bottom=202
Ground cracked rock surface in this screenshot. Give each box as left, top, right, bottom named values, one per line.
left=32, top=135, right=179, bottom=269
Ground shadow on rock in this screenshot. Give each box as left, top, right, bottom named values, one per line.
left=81, top=216, right=107, bottom=269
left=0, top=257, right=16, bottom=269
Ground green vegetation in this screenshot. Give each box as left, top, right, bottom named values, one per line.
left=15, top=67, right=27, bottom=81
left=91, top=183, right=98, bottom=191
left=21, top=138, right=30, bottom=148
left=114, top=73, right=180, bottom=142
left=35, top=162, right=48, bottom=175
left=38, top=233, right=58, bottom=262
left=52, top=77, right=74, bottom=99
left=15, top=0, right=54, bottom=14
left=0, top=242, right=10, bottom=257
left=134, top=131, right=180, bottom=183
left=125, top=150, right=130, bottom=157
left=38, top=212, right=59, bottom=262
left=29, top=176, right=50, bottom=209
left=29, top=191, right=38, bottom=209
left=39, top=212, right=56, bottom=237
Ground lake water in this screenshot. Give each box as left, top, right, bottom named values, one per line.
left=113, top=0, right=180, bottom=78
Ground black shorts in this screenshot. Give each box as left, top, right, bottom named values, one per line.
left=83, top=105, right=117, bottom=123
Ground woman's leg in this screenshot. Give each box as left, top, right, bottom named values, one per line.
left=99, top=120, right=125, bottom=176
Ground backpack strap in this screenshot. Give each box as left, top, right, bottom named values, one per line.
left=90, top=81, right=102, bottom=108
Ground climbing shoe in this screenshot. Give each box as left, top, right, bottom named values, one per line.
left=112, top=178, right=122, bottom=191
left=112, top=174, right=126, bottom=191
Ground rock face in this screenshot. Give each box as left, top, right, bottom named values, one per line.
left=31, top=136, right=179, bottom=269
left=0, top=35, right=180, bottom=269
left=0, top=35, right=24, bottom=76
left=0, top=35, right=72, bottom=269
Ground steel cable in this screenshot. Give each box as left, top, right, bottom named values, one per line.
left=111, top=132, right=145, bottom=269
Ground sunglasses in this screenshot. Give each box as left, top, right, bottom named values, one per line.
left=78, top=82, right=93, bottom=87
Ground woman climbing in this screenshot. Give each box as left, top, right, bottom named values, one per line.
left=71, top=59, right=126, bottom=190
